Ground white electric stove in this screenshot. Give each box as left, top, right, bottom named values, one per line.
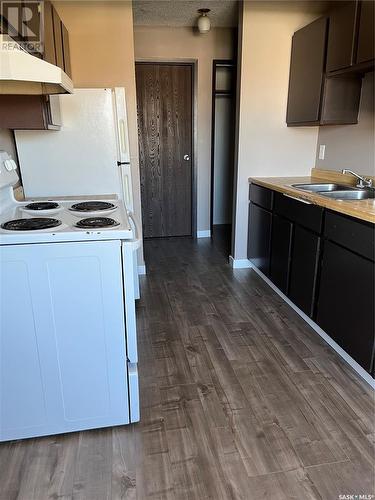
left=0, top=197, right=134, bottom=245
left=0, top=151, right=140, bottom=442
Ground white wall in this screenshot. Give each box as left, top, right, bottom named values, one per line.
left=315, top=71, right=375, bottom=176
left=233, top=1, right=325, bottom=260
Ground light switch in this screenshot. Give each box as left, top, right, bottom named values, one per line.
left=319, top=145, right=326, bottom=160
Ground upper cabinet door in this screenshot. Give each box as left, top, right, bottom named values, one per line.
left=52, top=6, right=64, bottom=70
left=326, top=1, right=359, bottom=72
left=356, top=0, right=375, bottom=64
left=286, top=17, right=327, bottom=124
left=62, top=24, right=72, bottom=78
left=43, top=1, right=56, bottom=66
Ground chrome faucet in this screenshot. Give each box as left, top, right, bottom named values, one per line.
left=342, top=169, right=373, bottom=189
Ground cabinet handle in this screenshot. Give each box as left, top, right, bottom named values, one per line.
left=283, top=193, right=312, bottom=205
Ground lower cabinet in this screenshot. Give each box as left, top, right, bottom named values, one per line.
left=288, top=226, right=320, bottom=317
left=247, top=183, right=375, bottom=376
left=316, top=240, right=374, bottom=373
left=270, top=214, right=292, bottom=293
left=247, top=202, right=272, bottom=276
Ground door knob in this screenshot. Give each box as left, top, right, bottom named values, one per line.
left=183, top=154, right=190, bottom=161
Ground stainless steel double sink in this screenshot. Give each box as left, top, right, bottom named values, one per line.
left=291, top=183, right=375, bottom=200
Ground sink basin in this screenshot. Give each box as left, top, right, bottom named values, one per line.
left=320, top=190, right=375, bottom=200
left=291, top=183, right=355, bottom=192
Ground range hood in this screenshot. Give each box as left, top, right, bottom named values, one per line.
left=0, top=35, right=73, bottom=95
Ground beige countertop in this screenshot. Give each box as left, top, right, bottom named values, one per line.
left=249, top=169, right=375, bottom=224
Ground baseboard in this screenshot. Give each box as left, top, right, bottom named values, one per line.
left=137, top=265, right=146, bottom=275
left=251, top=265, right=375, bottom=389
left=196, top=230, right=211, bottom=238
left=229, top=256, right=252, bottom=269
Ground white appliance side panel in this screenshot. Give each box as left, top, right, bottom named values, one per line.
left=15, top=89, right=123, bottom=198
left=0, top=241, right=130, bottom=442
left=0, top=257, right=48, bottom=436
left=128, top=362, right=139, bottom=423
left=122, top=241, right=138, bottom=362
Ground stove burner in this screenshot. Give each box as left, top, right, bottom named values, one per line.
left=2, top=218, right=62, bottom=231
left=24, top=202, right=60, bottom=211
left=76, top=217, right=120, bottom=229
left=70, top=201, right=116, bottom=212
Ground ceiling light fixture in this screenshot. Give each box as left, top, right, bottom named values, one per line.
left=197, top=8, right=211, bottom=34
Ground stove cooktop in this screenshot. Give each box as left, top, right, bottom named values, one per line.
left=1, top=218, right=62, bottom=231
left=0, top=197, right=133, bottom=244
left=76, top=217, right=120, bottom=229
left=24, top=202, right=60, bottom=211
left=70, top=201, right=117, bottom=212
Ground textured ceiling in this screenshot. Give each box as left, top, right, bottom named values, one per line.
left=132, top=0, right=239, bottom=27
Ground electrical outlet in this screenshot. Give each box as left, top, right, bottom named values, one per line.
left=319, top=145, right=326, bottom=160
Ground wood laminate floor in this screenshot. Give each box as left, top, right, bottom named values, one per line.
left=1, top=237, right=374, bottom=500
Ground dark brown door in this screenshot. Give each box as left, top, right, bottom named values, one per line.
left=136, top=63, right=192, bottom=238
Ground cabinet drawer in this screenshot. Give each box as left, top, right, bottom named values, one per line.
left=249, top=184, right=273, bottom=210
left=274, top=192, right=323, bottom=233
left=324, top=211, right=375, bottom=261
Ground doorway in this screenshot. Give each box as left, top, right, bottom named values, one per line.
left=210, top=60, right=236, bottom=258
left=135, top=62, right=193, bottom=238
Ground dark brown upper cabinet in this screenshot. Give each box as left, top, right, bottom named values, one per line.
left=356, top=0, right=375, bottom=64
left=326, top=1, right=374, bottom=74
left=52, top=5, right=64, bottom=71
left=326, top=1, right=359, bottom=72
left=1, top=1, right=71, bottom=78
left=43, top=0, right=56, bottom=66
left=46, top=2, right=72, bottom=78
left=0, top=2, right=71, bottom=130
left=287, top=18, right=327, bottom=125
left=286, top=17, right=362, bottom=126
left=0, top=95, right=61, bottom=130
left=62, top=24, right=72, bottom=78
